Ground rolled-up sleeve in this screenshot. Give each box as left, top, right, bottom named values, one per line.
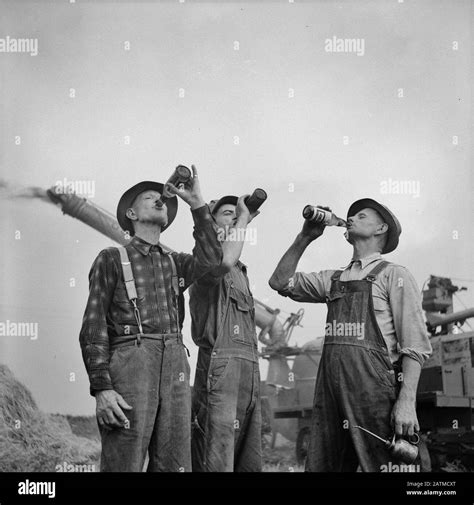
left=277, top=270, right=335, bottom=303
left=387, top=266, right=432, bottom=366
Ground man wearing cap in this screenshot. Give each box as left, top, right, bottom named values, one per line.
left=268, top=199, right=432, bottom=472
left=79, top=166, right=223, bottom=472
left=189, top=194, right=262, bottom=472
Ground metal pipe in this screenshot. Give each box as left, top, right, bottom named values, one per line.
left=426, top=308, right=474, bottom=328
left=46, top=188, right=171, bottom=252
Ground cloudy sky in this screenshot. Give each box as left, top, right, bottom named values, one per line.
left=1, top=0, right=472, bottom=415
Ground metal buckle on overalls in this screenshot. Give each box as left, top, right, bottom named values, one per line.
left=365, top=274, right=376, bottom=282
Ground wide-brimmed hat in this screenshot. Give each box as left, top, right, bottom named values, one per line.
left=210, top=195, right=238, bottom=215
left=347, top=198, right=401, bottom=254
left=116, top=181, right=178, bottom=235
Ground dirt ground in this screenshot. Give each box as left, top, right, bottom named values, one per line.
left=67, top=416, right=302, bottom=472
left=262, top=433, right=304, bottom=472
left=66, top=416, right=471, bottom=473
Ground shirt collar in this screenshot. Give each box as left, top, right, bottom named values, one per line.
left=341, top=252, right=382, bottom=270
left=131, top=235, right=164, bottom=256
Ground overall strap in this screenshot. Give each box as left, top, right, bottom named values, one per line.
left=364, top=260, right=391, bottom=282
left=330, top=270, right=344, bottom=282
left=117, top=246, right=144, bottom=340
left=118, top=246, right=138, bottom=300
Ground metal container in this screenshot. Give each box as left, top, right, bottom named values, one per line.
left=354, top=425, right=419, bottom=465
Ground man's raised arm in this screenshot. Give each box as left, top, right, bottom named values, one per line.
left=268, top=208, right=328, bottom=292
left=166, top=165, right=223, bottom=287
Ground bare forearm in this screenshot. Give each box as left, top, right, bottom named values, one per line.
left=391, top=356, right=422, bottom=435
left=269, top=233, right=314, bottom=291
left=398, top=356, right=422, bottom=402
left=221, top=215, right=248, bottom=269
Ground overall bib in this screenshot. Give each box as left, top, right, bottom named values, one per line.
left=305, top=261, right=401, bottom=472
left=99, top=246, right=191, bottom=472
left=191, top=271, right=262, bottom=472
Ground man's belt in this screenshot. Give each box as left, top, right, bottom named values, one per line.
left=110, top=332, right=183, bottom=351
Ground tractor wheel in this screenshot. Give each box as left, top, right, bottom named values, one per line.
left=296, top=427, right=311, bottom=466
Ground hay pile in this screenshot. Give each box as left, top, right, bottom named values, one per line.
left=0, top=364, right=100, bottom=472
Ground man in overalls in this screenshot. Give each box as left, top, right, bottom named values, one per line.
left=189, top=195, right=262, bottom=472
left=79, top=166, right=222, bottom=471
left=269, top=199, right=432, bottom=471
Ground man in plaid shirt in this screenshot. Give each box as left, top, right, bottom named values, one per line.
left=79, top=166, right=222, bottom=472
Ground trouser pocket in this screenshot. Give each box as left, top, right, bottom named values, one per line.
left=366, top=349, right=397, bottom=389
left=207, top=357, right=231, bottom=392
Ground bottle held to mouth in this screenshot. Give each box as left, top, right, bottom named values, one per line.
left=302, top=205, right=347, bottom=227
left=244, top=188, right=267, bottom=213
left=160, top=165, right=192, bottom=203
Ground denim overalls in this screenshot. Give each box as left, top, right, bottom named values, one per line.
left=306, top=261, right=402, bottom=472
left=191, top=265, right=262, bottom=472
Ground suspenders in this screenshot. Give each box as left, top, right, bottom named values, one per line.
left=117, top=246, right=186, bottom=353
left=363, top=260, right=390, bottom=281
left=118, top=246, right=144, bottom=337
left=330, top=260, right=390, bottom=283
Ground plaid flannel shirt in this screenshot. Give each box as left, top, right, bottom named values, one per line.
left=79, top=204, right=222, bottom=395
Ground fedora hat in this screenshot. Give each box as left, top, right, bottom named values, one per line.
left=116, top=181, right=178, bottom=236
left=347, top=198, right=401, bottom=254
